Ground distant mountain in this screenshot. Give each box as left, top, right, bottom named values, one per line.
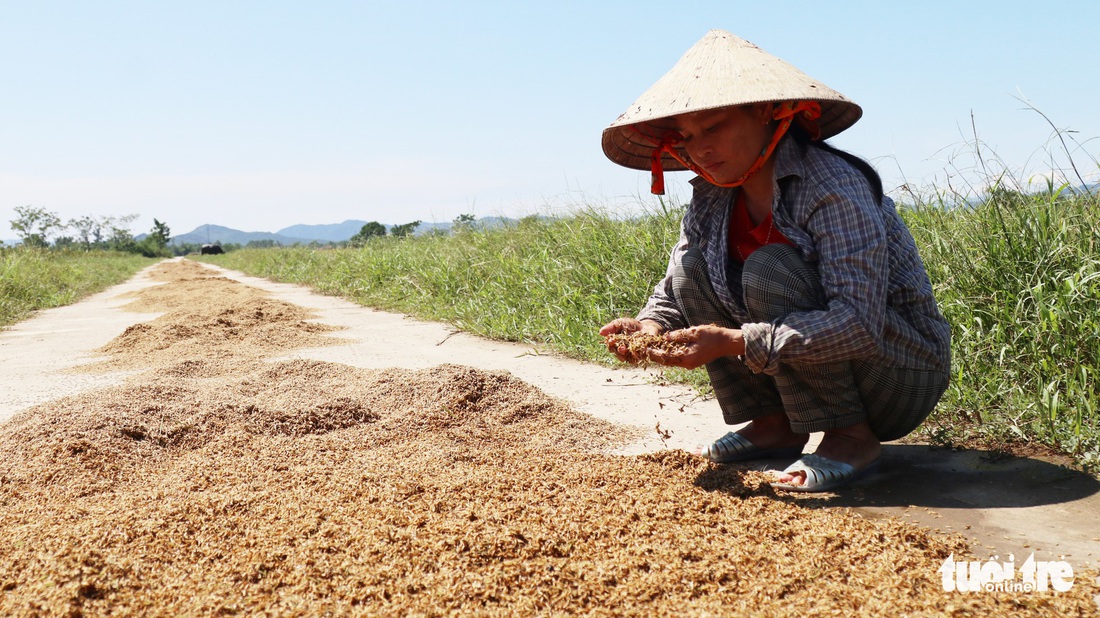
left=278, top=217, right=519, bottom=241
left=277, top=220, right=370, bottom=242
left=166, top=217, right=522, bottom=247
left=169, top=224, right=316, bottom=246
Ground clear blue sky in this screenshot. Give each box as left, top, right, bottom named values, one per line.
left=2, top=1, right=1097, bottom=238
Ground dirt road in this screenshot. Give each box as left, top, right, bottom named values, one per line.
left=0, top=258, right=1096, bottom=615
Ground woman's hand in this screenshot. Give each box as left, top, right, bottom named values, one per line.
left=599, top=318, right=664, bottom=363
left=649, top=325, right=745, bottom=370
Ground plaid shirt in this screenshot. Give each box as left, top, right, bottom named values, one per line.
left=638, top=137, right=951, bottom=376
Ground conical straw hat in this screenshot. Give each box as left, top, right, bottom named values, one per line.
left=602, top=29, right=862, bottom=172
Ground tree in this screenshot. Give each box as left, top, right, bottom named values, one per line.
left=67, top=215, right=103, bottom=249
left=361, top=221, right=387, bottom=238
left=53, top=236, right=77, bottom=249
left=131, top=218, right=173, bottom=258
left=452, top=213, right=476, bottom=234
left=390, top=220, right=422, bottom=238
left=10, top=206, right=62, bottom=248
left=348, top=221, right=387, bottom=246
left=103, top=214, right=139, bottom=253
left=149, top=219, right=171, bottom=248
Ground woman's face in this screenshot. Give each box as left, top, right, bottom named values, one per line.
left=671, top=104, right=773, bottom=184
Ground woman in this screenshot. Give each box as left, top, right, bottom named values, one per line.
left=599, top=30, right=951, bottom=492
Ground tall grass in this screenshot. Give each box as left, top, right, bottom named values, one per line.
left=0, top=248, right=153, bottom=328
left=903, top=184, right=1100, bottom=465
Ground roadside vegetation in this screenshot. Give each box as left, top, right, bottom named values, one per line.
left=0, top=248, right=153, bottom=328
left=4, top=205, right=217, bottom=257
left=908, top=183, right=1100, bottom=467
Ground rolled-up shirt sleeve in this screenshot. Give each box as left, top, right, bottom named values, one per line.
left=741, top=170, right=888, bottom=375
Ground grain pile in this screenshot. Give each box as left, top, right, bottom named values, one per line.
left=81, top=265, right=341, bottom=372
left=0, top=259, right=1095, bottom=616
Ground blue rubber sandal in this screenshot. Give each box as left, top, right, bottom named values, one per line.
left=702, top=431, right=805, bottom=463
left=770, top=454, right=881, bottom=492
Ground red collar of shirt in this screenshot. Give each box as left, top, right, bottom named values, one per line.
left=728, top=191, right=793, bottom=263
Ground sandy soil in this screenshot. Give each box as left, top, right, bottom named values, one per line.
left=0, top=259, right=1096, bottom=616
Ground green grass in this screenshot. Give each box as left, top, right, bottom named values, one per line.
left=901, top=185, right=1100, bottom=468
left=0, top=248, right=154, bottom=328
left=207, top=189, right=1100, bottom=469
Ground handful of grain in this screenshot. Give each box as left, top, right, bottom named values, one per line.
left=604, top=332, right=689, bottom=366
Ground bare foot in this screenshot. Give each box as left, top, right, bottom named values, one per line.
left=775, top=422, right=881, bottom=487
left=732, top=411, right=808, bottom=451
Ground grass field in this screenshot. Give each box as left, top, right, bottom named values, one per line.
left=905, top=185, right=1100, bottom=467
left=0, top=248, right=153, bottom=328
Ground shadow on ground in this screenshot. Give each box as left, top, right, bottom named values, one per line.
left=698, top=444, right=1099, bottom=509
left=696, top=444, right=1100, bottom=564
left=823, top=444, right=1098, bottom=510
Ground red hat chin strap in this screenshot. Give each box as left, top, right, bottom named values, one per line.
left=649, top=132, right=680, bottom=195
left=638, top=101, right=822, bottom=195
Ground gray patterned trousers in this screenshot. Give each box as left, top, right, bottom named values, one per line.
left=673, top=244, right=947, bottom=441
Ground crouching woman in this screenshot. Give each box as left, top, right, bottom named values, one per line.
left=599, top=30, right=951, bottom=492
